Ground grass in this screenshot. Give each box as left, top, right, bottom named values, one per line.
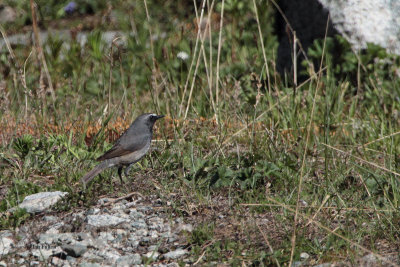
left=1, top=0, right=400, bottom=265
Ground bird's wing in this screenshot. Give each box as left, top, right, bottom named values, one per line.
left=96, top=132, right=148, bottom=161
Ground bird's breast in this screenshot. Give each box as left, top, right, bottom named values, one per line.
left=117, top=141, right=151, bottom=165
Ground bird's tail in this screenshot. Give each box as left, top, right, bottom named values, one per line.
left=81, top=161, right=111, bottom=185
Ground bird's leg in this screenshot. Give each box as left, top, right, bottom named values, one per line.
left=124, top=163, right=133, bottom=179
left=117, top=166, right=124, bottom=184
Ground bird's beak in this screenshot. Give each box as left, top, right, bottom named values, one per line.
left=156, top=115, right=165, bottom=120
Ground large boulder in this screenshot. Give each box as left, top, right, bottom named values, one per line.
left=275, top=0, right=400, bottom=77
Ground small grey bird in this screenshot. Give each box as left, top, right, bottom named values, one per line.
left=81, top=113, right=164, bottom=185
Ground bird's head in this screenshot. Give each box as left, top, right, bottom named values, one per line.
left=136, top=113, right=165, bottom=129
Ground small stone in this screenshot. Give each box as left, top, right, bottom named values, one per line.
left=0, top=261, right=6, bottom=267
left=116, top=254, right=142, bottom=265
left=43, top=215, right=57, bottom=222
left=30, top=261, right=40, bottom=266
left=300, top=252, right=310, bottom=260
left=87, top=214, right=128, bottom=227
left=97, top=198, right=111, bottom=205
left=62, top=244, right=87, bottom=258
left=18, top=259, right=25, bottom=264
left=79, top=262, right=101, bottom=267
left=129, top=210, right=144, bottom=219
left=145, top=250, right=160, bottom=260
left=131, top=219, right=147, bottom=229
left=177, top=224, right=193, bottom=233
left=51, top=257, right=68, bottom=267
left=17, top=251, right=30, bottom=257
left=164, top=248, right=188, bottom=259
left=87, top=208, right=100, bottom=215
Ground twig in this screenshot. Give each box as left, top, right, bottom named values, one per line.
left=101, top=192, right=143, bottom=207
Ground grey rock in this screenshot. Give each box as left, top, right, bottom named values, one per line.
left=16, top=191, right=68, bottom=214
left=145, top=250, right=160, bottom=260
left=17, top=259, right=25, bottom=265
left=79, top=263, right=102, bottom=267
left=87, top=208, right=100, bottom=215
left=66, top=256, right=77, bottom=263
left=30, top=261, right=40, bottom=265
left=0, top=261, right=6, bottom=267
left=62, top=243, right=87, bottom=257
left=164, top=248, right=188, bottom=259
left=131, top=219, right=147, bottom=229
left=39, top=233, right=75, bottom=244
left=43, top=215, right=57, bottom=222
left=313, top=264, right=332, bottom=267
left=97, top=198, right=111, bottom=205
left=17, top=251, right=30, bottom=257
left=129, top=210, right=144, bottom=219
left=0, top=237, right=13, bottom=255
left=87, top=214, right=128, bottom=227
left=52, top=257, right=70, bottom=267
left=31, top=249, right=53, bottom=260
left=82, top=251, right=104, bottom=261
left=116, top=254, right=142, bottom=266
left=45, top=222, right=64, bottom=234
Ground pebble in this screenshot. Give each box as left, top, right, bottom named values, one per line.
left=164, top=248, right=188, bottom=259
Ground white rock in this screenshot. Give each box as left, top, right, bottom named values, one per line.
left=319, top=0, right=400, bottom=54
left=0, top=237, right=13, bottom=256
left=164, top=248, right=188, bottom=259
left=300, top=252, right=310, bottom=260
left=17, top=191, right=68, bottom=213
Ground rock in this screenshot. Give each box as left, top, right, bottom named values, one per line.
left=319, top=0, right=400, bottom=54
left=16, top=191, right=68, bottom=214
left=177, top=223, right=193, bottom=233
left=0, top=261, right=6, bottom=267
left=43, top=215, right=57, bottom=222
left=62, top=243, right=87, bottom=258
left=52, top=257, right=70, bottom=267
left=115, top=254, right=142, bottom=266
left=276, top=0, right=400, bottom=78
left=145, top=250, right=160, bottom=260
left=87, top=208, right=100, bottom=215
left=31, top=249, right=53, bottom=260
left=300, top=252, right=310, bottom=260
left=39, top=233, right=75, bottom=245
left=87, top=214, right=129, bottom=227
left=0, top=6, right=16, bottom=24
left=131, top=219, right=147, bottom=229
left=0, top=237, right=13, bottom=255
left=79, top=263, right=102, bottom=267
left=164, top=248, right=188, bottom=260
